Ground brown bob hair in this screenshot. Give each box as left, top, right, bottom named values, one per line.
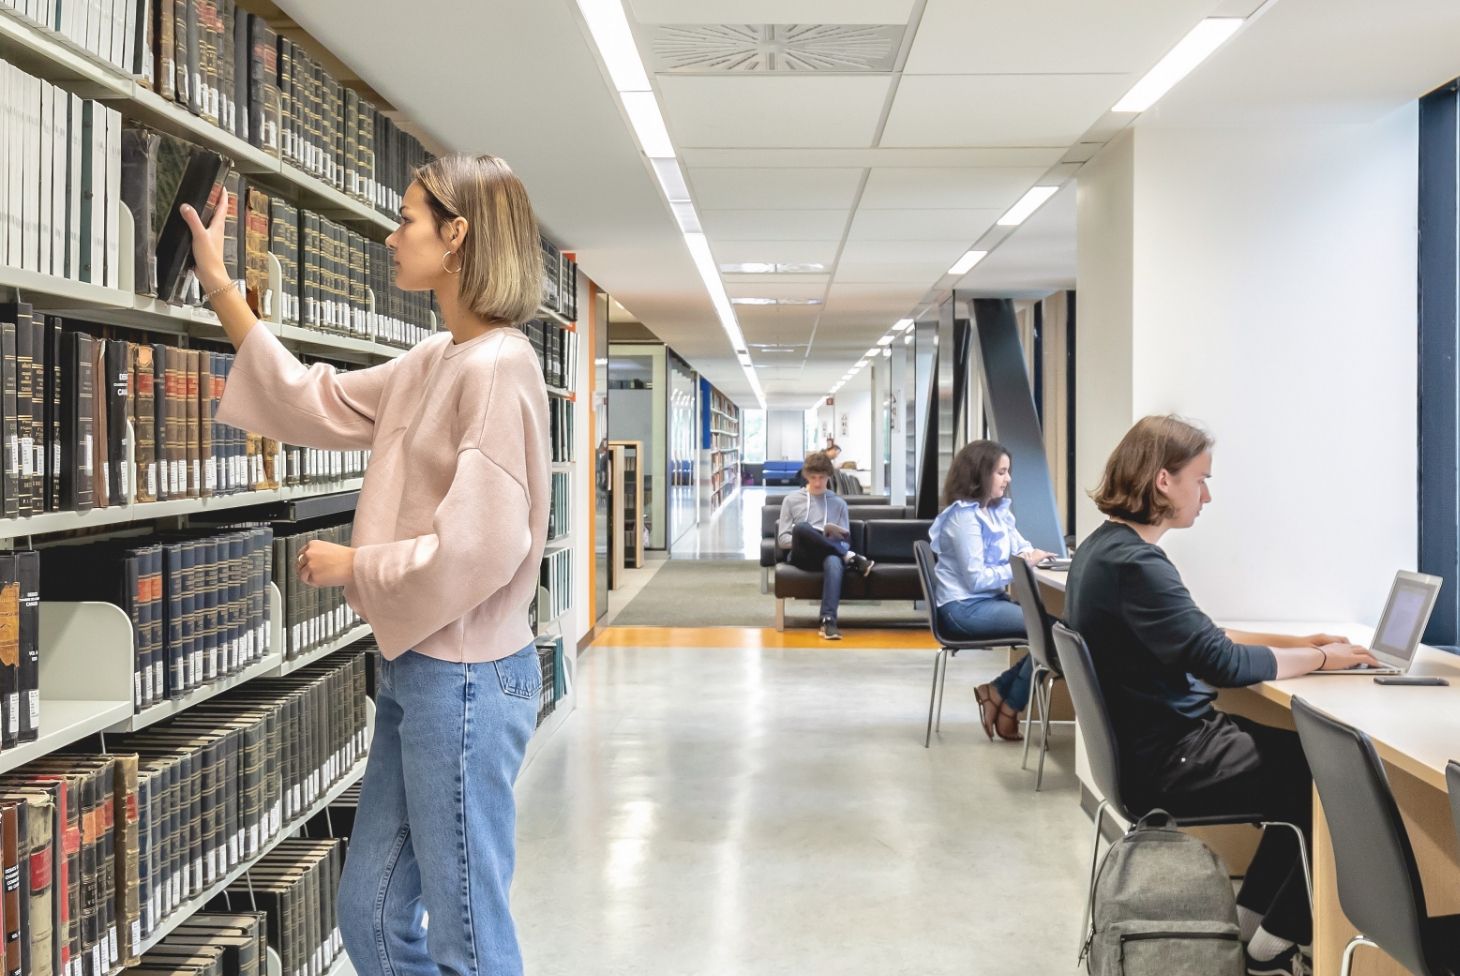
left=413, top=153, right=543, bottom=325
left=941, top=440, right=1011, bottom=509
left=801, top=451, right=836, bottom=479
left=1091, top=415, right=1214, bottom=524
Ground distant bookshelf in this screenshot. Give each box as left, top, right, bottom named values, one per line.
left=703, top=381, right=741, bottom=512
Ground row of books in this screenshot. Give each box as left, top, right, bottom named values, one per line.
left=0, top=60, right=122, bottom=285
left=540, top=238, right=578, bottom=321
left=134, top=912, right=266, bottom=976
left=138, top=0, right=422, bottom=219
left=548, top=397, right=575, bottom=465
left=519, top=317, right=577, bottom=392
left=120, top=125, right=434, bottom=348
left=1, top=0, right=149, bottom=76
left=548, top=471, right=570, bottom=543
left=0, top=304, right=370, bottom=520
left=41, top=525, right=274, bottom=710
left=538, top=548, right=572, bottom=626
left=534, top=640, right=556, bottom=729
left=271, top=523, right=360, bottom=663
left=208, top=841, right=344, bottom=976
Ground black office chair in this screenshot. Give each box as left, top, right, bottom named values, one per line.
left=1009, top=558, right=1064, bottom=791
left=1450, top=761, right=1460, bottom=856
left=913, top=541, right=1025, bottom=748
left=1051, top=622, right=1313, bottom=952
left=1292, top=698, right=1460, bottom=976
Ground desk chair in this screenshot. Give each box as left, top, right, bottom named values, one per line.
left=1292, top=699, right=1460, bottom=976
left=1051, top=623, right=1313, bottom=954
left=1009, top=558, right=1064, bottom=791
left=1450, top=761, right=1460, bottom=856
left=913, top=541, right=1024, bottom=748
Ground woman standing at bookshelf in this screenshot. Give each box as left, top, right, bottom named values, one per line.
left=184, top=153, right=549, bottom=976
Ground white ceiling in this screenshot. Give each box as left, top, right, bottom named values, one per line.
left=274, top=0, right=1460, bottom=409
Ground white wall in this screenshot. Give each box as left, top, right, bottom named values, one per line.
left=1076, top=107, right=1419, bottom=623
left=766, top=409, right=806, bottom=460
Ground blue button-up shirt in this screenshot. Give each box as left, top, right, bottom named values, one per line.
left=928, top=498, right=1032, bottom=607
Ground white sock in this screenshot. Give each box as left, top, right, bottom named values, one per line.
left=1237, top=906, right=1260, bottom=943
left=1247, top=926, right=1293, bottom=961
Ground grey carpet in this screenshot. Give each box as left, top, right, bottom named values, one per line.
left=612, top=558, right=927, bottom=628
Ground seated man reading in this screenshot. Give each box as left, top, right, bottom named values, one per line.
left=776, top=451, right=875, bottom=640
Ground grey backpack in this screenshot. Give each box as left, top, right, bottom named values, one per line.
left=1083, top=810, right=1243, bottom=976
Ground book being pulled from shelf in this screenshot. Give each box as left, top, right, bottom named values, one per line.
left=0, top=59, right=122, bottom=287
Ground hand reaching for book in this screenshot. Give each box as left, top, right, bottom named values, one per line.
left=297, top=539, right=356, bottom=588
left=181, top=190, right=232, bottom=296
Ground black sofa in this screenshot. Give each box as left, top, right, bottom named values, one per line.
left=759, top=503, right=931, bottom=629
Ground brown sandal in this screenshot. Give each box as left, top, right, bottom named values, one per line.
left=994, top=703, right=1024, bottom=742
left=973, top=684, right=998, bottom=741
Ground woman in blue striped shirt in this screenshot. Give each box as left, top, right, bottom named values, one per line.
left=929, top=440, right=1053, bottom=740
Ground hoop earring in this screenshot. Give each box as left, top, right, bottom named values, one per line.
left=442, top=250, right=461, bottom=274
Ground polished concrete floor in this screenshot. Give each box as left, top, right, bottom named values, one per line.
left=670, top=486, right=765, bottom=560
left=513, top=642, right=1091, bottom=975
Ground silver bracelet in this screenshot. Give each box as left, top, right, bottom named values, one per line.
left=202, top=281, right=236, bottom=305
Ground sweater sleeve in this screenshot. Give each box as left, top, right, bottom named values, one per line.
left=776, top=495, right=795, bottom=549
left=349, top=447, right=533, bottom=656
left=1118, top=551, right=1278, bottom=686
left=216, top=325, right=398, bottom=450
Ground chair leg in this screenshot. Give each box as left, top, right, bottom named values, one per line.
left=934, top=650, right=951, bottom=732
left=1260, top=820, right=1315, bottom=907
left=760, top=566, right=769, bottom=594
left=1022, top=665, right=1046, bottom=770
left=1035, top=674, right=1055, bottom=792
left=775, top=598, right=785, bottom=632
left=1079, top=799, right=1110, bottom=959
left=1339, top=935, right=1377, bottom=976
left=924, top=650, right=945, bottom=748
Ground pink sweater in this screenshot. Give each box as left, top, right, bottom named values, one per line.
left=216, top=324, right=550, bottom=663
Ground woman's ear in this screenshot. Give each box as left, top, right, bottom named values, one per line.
left=445, top=215, right=469, bottom=250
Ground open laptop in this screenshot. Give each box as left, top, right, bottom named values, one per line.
left=1312, top=570, right=1443, bottom=675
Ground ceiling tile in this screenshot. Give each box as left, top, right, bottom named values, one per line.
left=723, top=272, right=830, bottom=286
left=834, top=263, right=951, bottom=283
left=681, top=146, right=1068, bottom=168
left=905, top=0, right=1223, bottom=75
left=859, top=167, right=1047, bottom=209
left=880, top=74, right=1132, bottom=147
left=846, top=207, right=1002, bottom=241
left=712, top=240, right=843, bottom=265
left=839, top=239, right=969, bottom=265
left=628, top=0, right=917, bottom=24
left=658, top=75, right=892, bottom=148
left=690, top=168, right=864, bottom=209
left=700, top=209, right=849, bottom=240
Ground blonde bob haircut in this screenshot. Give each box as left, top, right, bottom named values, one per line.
left=1090, top=415, right=1214, bottom=525
left=413, top=153, right=544, bottom=326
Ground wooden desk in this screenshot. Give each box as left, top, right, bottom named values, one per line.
left=1038, top=579, right=1460, bottom=976
left=1220, top=622, right=1460, bottom=976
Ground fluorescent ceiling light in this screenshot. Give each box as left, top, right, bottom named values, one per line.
left=856, top=359, right=869, bottom=368
left=997, top=186, right=1060, bottom=227
left=903, top=333, right=913, bottom=345
left=719, top=262, right=828, bottom=274
left=651, top=158, right=690, bottom=201
left=876, top=335, right=895, bottom=346
left=882, top=346, right=891, bottom=358
left=670, top=201, right=701, bottom=234
left=622, top=91, right=674, bottom=158
left=729, top=297, right=822, bottom=306
left=575, top=0, right=650, bottom=92
left=1113, top=18, right=1242, bottom=113
left=893, top=318, right=914, bottom=332
left=948, top=249, right=989, bottom=275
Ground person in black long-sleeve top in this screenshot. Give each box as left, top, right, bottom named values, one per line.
left=1066, top=416, right=1377, bottom=976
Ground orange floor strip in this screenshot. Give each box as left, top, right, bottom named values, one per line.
left=589, top=626, right=938, bottom=650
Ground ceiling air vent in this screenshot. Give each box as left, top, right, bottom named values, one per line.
left=650, top=24, right=904, bottom=73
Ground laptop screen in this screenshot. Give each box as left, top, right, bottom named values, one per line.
left=1371, top=571, right=1443, bottom=664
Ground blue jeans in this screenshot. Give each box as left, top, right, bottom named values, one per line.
left=339, top=645, right=541, bottom=976
left=937, top=595, right=1033, bottom=711
left=789, top=521, right=849, bottom=620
